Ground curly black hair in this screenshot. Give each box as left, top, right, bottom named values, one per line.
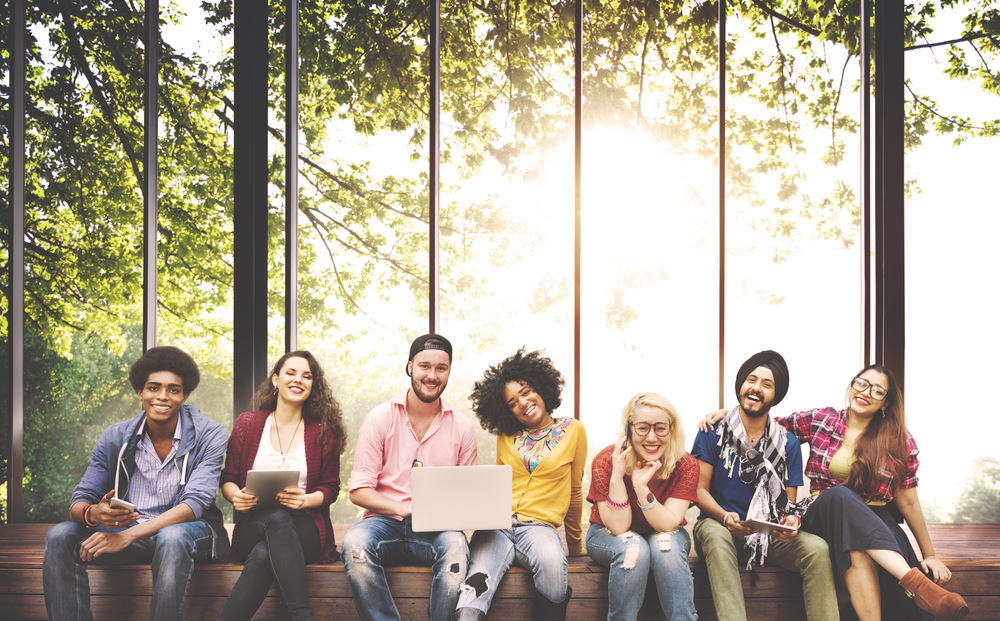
left=129, top=346, right=200, bottom=395
left=252, top=350, right=348, bottom=455
left=470, top=348, right=564, bottom=436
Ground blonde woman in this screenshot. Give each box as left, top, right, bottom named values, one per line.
left=585, top=393, right=700, bottom=620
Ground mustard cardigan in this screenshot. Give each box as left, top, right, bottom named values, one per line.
left=497, top=418, right=588, bottom=550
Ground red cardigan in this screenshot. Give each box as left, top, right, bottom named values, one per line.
left=221, top=410, right=341, bottom=562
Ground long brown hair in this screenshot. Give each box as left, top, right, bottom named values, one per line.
left=252, top=350, right=347, bottom=455
left=845, top=364, right=909, bottom=495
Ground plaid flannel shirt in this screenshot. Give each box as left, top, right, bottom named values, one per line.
left=775, top=406, right=919, bottom=504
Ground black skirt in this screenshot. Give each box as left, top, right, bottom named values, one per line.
left=802, top=484, right=932, bottom=621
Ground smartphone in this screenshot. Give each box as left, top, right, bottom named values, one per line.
left=110, top=497, right=137, bottom=512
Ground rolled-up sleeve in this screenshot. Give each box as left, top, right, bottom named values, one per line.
left=900, top=433, right=920, bottom=489
left=348, top=411, right=385, bottom=492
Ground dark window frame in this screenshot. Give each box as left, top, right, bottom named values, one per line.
left=3, top=1, right=904, bottom=521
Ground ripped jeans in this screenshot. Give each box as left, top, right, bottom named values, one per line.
left=455, top=521, right=568, bottom=614
left=586, top=523, right=697, bottom=621
left=342, top=516, right=469, bottom=621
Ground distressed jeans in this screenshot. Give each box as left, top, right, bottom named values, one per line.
left=342, top=516, right=468, bottom=621
left=586, top=523, right=697, bottom=621
left=693, top=517, right=838, bottom=621
left=43, top=520, right=214, bottom=621
left=455, top=521, right=569, bottom=614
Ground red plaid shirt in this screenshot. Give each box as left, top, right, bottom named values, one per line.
left=775, top=407, right=919, bottom=504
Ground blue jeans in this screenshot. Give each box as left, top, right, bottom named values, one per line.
left=342, top=516, right=469, bottom=621
left=586, top=523, right=697, bottom=621
left=43, top=519, right=214, bottom=621
left=455, top=521, right=569, bottom=614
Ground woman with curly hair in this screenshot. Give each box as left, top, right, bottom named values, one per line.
left=452, top=348, right=586, bottom=621
left=585, top=393, right=700, bottom=620
left=217, top=351, right=346, bottom=621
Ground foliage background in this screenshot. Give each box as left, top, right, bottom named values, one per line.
left=1, top=0, right=998, bottom=524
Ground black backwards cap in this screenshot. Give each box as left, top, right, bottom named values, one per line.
left=735, top=350, right=789, bottom=406
left=406, top=334, right=453, bottom=375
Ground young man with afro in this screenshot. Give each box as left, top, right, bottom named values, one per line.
left=43, top=346, right=230, bottom=621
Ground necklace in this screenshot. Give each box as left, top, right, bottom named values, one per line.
left=272, top=412, right=303, bottom=469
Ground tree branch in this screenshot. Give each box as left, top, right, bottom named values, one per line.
left=905, top=83, right=991, bottom=132
left=904, top=32, right=999, bottom=51
left=751, top=0, right=821, bottom=37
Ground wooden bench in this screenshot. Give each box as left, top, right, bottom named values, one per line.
left=2, top=523, right=998, bottom=620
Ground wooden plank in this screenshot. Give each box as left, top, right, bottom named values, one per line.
left=4, top=522, right=1000, bottom=620
left=4, top=587, right=999, bottom=620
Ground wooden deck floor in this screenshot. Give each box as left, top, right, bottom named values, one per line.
left=1, top=523, right=998, bottom=620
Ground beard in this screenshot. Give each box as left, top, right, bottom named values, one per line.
left=739, top=388, right=773, bottom=418
left=411, top=376, right=447, bottom=403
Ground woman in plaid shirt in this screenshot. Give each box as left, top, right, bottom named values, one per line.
left=703, top=364, right=969, bottom=621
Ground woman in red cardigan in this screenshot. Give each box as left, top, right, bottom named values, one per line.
left=217, top=351, right=346, bottom=621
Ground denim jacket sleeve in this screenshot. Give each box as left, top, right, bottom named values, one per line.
left=177, top=419, right=228, bottom=519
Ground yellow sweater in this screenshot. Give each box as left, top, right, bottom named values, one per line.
left=497, top=418, right=588, bottom=550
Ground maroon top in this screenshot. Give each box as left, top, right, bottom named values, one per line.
left=587, top=446, right=700, bottom=535
left=221, top=410, right=341, bottom=562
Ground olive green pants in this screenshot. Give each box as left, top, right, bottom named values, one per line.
left=693, top=517, right=838, bottom=621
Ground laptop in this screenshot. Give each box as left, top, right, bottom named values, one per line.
left=410, top=465, right=513, bottom=532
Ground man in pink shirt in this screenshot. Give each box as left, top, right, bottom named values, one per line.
left=343, top=334, right=478, bottom=621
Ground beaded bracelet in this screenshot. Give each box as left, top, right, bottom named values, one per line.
left=605, top=495, right=630, bottom=510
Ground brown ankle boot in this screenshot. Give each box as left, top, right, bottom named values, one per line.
left=899, top=567, right=969, bottom=620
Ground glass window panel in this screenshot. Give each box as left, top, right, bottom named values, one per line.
left=1, top=0, right=11, bottom=521
left=724, top=7, right=862, bottom=414
left=22, top=1, right=145, bottom=521
left=904, top=2, right=1000, bottom=522
left=296, top=3, right=429, bottom=523
left=439, top=2, right=575, bottom=461
left=268, top=5, right=289, bottom=363
left=158, top=0, right=235, bottom=428
left=581, top=0, right=720, bottom=447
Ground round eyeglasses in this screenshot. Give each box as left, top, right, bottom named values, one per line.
left=851, top=376, right=888, bottom=401
left=630, top=422, right=671, bottom=437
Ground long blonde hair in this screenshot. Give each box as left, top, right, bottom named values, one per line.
left=620, top=392, right=687, bottom=481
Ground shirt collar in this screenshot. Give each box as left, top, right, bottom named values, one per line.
left=135, top=410, right=185, bottom=443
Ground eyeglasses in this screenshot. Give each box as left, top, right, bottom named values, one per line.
left=630, top=422, right=671, bottom=437
left=851, top=376, right=888, bottom=401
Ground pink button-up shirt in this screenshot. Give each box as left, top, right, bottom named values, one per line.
left=348, top=391, right=478, bottom=519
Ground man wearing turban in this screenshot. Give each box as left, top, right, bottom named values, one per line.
left=690, top=351, right=837, bottom=621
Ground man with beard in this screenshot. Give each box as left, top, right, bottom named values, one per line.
left=691, top=350, right=837, bottom=621
left=343, top=334, right=478, bottom=621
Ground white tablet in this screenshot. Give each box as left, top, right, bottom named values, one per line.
left=739, top=518, right=796, bottom=534
left=245, top=469, right=301, bottom=506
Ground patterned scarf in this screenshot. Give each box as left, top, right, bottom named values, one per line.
left=514, top=417, right=571, bottom=473
left=716, top=407, right=795, bottom=570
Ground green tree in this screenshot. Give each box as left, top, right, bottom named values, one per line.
left=2, top=0, right=998, bottom=521
left=950, top=458, right=1000, bottom=524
